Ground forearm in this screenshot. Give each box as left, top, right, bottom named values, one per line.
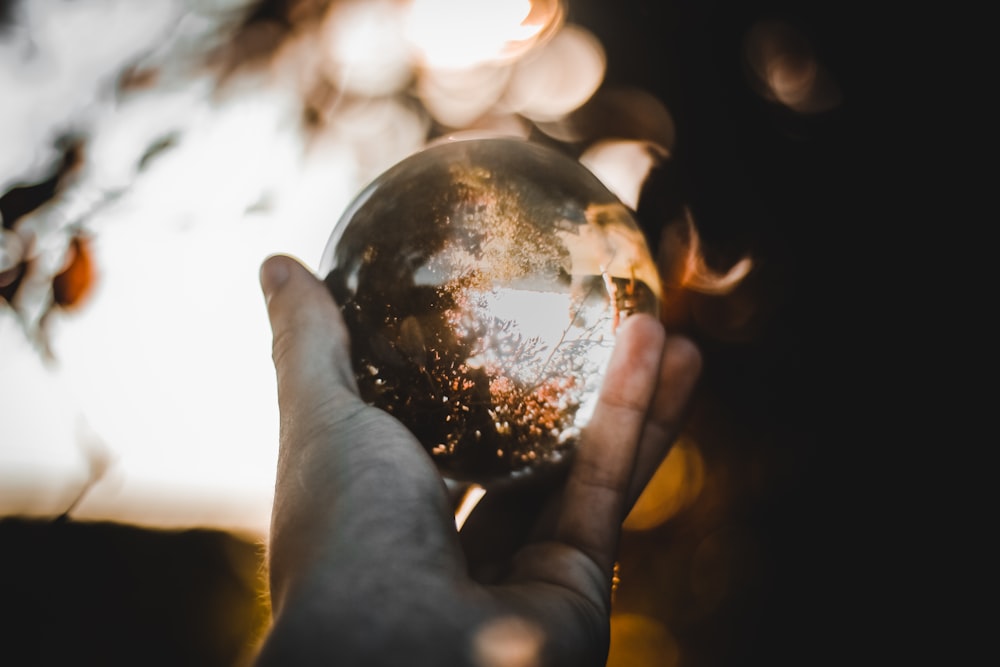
left=254, top=572, right=489, bottom=667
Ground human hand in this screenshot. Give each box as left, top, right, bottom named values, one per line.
left=253, top=254, right=701, bottom=667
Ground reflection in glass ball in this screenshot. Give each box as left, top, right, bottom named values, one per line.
left=319, top=137, right=662, bottom=487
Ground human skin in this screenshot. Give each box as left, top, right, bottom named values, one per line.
left=252, top=253, right=702, bottom=667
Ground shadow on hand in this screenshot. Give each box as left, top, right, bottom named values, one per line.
left=454, top=462, right=572, bottom=585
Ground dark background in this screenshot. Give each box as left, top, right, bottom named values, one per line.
left=1, top=0, right=881, bottom=665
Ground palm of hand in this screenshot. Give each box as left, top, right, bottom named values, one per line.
left=255, top=254, right=701, bottom=667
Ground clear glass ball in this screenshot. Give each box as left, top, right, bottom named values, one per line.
left=319, top=137, right=662, bottom=488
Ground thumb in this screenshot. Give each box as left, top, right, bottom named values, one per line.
left=260, top=254, right=466, bottom=609
left=259, top=253, right=368, bottom=607
left=260, top=254, right=359, bottom=423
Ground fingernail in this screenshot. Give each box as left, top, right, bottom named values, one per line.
left=260, top=255, right=290, bottom=301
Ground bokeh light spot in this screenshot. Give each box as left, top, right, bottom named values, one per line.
left=472, top=615, right=545, bottom=667
left=579, top=139, right=668, bottom=211
left=743, top=19, right=842, bottom=114
left=623, top=437, right=705, bottom=531
left=503, top=23, right=606, bottom=122
left=319, top=0, right=413, bottom=97
left=406, top=0, right=565, bottom=70
left=607, top=613, right=679, bottom=667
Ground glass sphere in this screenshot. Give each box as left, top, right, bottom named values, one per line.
left=319, top=137, right=662, bottom=488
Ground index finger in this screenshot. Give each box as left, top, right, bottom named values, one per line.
left=552, top=313, right=665, bottom=575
